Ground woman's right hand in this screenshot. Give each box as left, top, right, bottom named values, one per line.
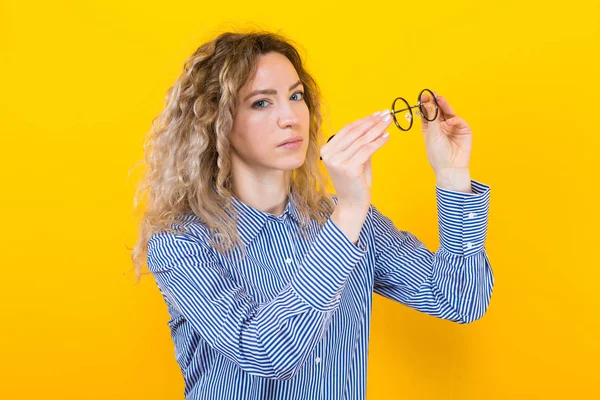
left=320, top=109, right=393, bottom=211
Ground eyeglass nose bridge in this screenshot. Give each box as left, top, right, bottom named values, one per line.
left=398, top=104, right=427, bottom=120
left=391, top=89, right=439, bottom=131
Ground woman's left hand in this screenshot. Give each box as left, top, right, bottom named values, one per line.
left=419, top=92, right=472, bottom=174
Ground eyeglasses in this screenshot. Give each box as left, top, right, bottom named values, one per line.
left=390, top=88, right=439, bottom=131
left=320, top=88, right=439, bottom=159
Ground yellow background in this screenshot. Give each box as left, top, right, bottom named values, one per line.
left=1, top=0, right=598, bottom=398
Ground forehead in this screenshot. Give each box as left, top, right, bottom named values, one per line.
left=243, top=52, right=300, bottom=90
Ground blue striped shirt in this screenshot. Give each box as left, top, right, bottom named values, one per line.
left=147, top=179, right=494, bottom=399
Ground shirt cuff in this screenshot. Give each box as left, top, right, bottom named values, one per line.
left=291, top=217, right=367, bottom=311
left=435, top=179, right=491, bottom=257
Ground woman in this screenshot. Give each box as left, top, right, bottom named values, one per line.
left=131, top=30, right=494, bottom=399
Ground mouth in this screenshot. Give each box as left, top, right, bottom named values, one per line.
left=278, top=137, right=303, bottom=147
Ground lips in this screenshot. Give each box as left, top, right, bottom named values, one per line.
left=278, top=136, right=303, bottom=147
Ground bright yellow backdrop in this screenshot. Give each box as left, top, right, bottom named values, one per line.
left=1, top=0, right=598, bottom=398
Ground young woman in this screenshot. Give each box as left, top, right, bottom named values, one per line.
left=131, top=30, right=494, bottom=399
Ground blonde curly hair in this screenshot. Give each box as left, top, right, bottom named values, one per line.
left=127, top=30, right=336, bottom=283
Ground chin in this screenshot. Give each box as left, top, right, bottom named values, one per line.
left=281, top=157, right=306, bottom=171
left=275, top=152, right=307, bottom=171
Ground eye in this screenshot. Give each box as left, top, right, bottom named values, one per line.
left=251, top=100, right=269, bottom=109
left=291, top=91, right=305, bottom=101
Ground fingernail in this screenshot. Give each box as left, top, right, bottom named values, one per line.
left=383, top=113, right=391, bottom=122
left=382, top=132, right=390, bottom=139
left=372, top=110, right=381, bottom=116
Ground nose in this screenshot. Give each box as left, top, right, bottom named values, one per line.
left=278, top=103, right=301, bottom=129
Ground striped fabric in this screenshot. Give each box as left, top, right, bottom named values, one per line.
left=147, top=179, right=494, bottom=399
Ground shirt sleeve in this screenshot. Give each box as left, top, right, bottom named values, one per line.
left=372, top=179, right=494, bottom=324
left=147, top=217, right=367, bottom=381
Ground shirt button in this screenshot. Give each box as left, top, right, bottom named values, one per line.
left=315, top=357, right=321, bottom=364
left=285, top=258, right=292, bottom=264
left=466, top=242, right=473, bottom=249
left=468, top=212, right=477, bottom=219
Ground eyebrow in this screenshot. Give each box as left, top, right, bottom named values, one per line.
left=243, top=80, right=303, bottom=101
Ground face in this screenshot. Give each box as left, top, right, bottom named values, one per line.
left=229, top=52, right=310, bottom=175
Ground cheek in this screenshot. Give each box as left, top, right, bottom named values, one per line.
left=230, top=118, right=272, bottom=158
left=244, top=118, right=272, bottom=148
left=232, top=133, right=264, bottom=157
left=300, top=104, right=310, bottom=128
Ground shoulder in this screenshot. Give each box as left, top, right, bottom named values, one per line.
left=147, top=213, right=215, bottom=272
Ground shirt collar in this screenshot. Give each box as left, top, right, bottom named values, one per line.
left=230, top=192, right=302, bottom=246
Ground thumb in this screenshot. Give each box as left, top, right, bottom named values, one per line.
left=419, top=93, right=438, bottom=130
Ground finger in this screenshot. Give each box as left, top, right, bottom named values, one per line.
left=419, top=92, right=439, bottom=133
left=326, top=113, right=382, bottom=157
left=335, top=111, right=392, bottom=162
left=321, top=113, right=381, bottom=159
left=419, top=92, right=438, bottom=120
left=436, top=94, right=457, bottom=120
left=441, top=116, right=470, bottom=133
left=351, top=132, right=390, bottom=166
left=328, top=111, right=381, bottom=145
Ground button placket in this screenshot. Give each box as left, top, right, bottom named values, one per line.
left=318, top=351, right=324, bottom=400
left=282, top=219, right=299, bottom=264
left=314, top=341, right=323, bottom=367
left=280, top=218, right=300, bottom=285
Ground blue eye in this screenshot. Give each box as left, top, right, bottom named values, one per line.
left=291, top=91, right=304, bottom=101
left=252, top=100, right=268, bottom=109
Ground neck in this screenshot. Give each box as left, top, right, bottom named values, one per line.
left=231, top=160, right=291, bottom=216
